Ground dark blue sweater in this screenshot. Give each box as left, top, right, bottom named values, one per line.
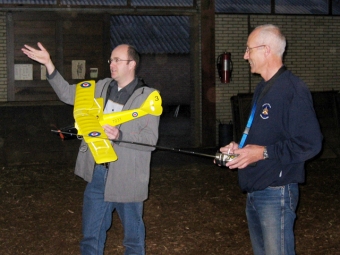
left=238, top=70, right=323, bottom=192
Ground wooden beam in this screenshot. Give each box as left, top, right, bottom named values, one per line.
left=190, top=14, right=201, bottom=147
left=201, top=0, right=216, bottom=147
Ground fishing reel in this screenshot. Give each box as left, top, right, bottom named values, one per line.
left=214, top=152, right=238, bottom=166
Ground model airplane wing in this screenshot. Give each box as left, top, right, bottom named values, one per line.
left=76, top=114, right=118, bottom=163
left=74, top=81, right=117, bottom=163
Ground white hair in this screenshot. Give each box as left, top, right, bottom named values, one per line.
left=255, top=24, right=286, bottom=57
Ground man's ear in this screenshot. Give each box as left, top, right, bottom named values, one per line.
left=264, top=45, right=271, bottom=57
left=129, top=60, right=136, bottom=70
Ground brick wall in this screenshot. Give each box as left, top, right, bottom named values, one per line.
left=0, top=12, right=7, bottom=102
left=215, top=15, right=340, bottom=125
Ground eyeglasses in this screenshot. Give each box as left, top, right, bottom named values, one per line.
left=108, top=58, right=132, bottom=64
left=245, top=45, right=266, bottom=53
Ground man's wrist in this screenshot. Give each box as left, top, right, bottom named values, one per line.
left=45, top=60, right=56, bottom=75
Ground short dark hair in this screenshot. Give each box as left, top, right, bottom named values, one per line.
left=127, top=45, right=140, bottom=71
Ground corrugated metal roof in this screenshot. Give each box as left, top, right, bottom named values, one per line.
left=0, top=0, right=192, bottom=6
left=276, top=0, right=328, bottom=14
left=0, top=0, right=56, bottom=3
left=110, top=16, right=190, bottom=54
left=61, top=0, right=193, bottom=6
left=131, top=0, right=193, bottom=7
left=216, top=1, right=270, bottom=14
left=2, top=0, right=339, bottom=15
left=61, top=0, right=125, bottom=5
left=215, top=0, right=337, bottom=14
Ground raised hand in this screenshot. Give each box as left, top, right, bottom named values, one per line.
left=21, top=42, right=55, bottom=74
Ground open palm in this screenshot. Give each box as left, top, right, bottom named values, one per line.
left=21, top=42, right=51, bottom=65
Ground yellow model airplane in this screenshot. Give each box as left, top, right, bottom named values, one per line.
left=74, top=80, right=162, bottom=164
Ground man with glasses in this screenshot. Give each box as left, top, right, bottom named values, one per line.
left=22, top=43, right=160, bottom=255
left=219, top=24, right=322, bottom=254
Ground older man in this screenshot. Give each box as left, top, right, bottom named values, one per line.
left=220, top=24, right=323, bottom=255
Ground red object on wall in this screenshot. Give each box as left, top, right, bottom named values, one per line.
left=217, top=52, right=233, bottom=83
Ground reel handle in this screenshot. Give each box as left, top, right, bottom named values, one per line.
left=215, top=153, right=257, bottom=167
left=214, top=152, right=238, bottom=166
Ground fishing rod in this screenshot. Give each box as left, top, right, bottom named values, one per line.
left=51, top=129, right=237, bottom=166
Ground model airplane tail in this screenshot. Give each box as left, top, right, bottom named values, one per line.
left=73, top=80, right=163, bottom=164
left=99, top=90, right=162, bottom=126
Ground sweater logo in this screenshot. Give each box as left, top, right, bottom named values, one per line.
left=132, top=112, right=138, bottom=118
left=260, top=103, right=271, bottom=119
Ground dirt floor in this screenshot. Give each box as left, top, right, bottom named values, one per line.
left=0, top=149, right=339, bottom=255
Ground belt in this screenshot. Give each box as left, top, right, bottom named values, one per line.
left=98, top=163, right=109, bottom=168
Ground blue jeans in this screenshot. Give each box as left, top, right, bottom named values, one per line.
left=246, top=183, right=299, bottom=255
left=80, top=165, right=145, bottom=255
